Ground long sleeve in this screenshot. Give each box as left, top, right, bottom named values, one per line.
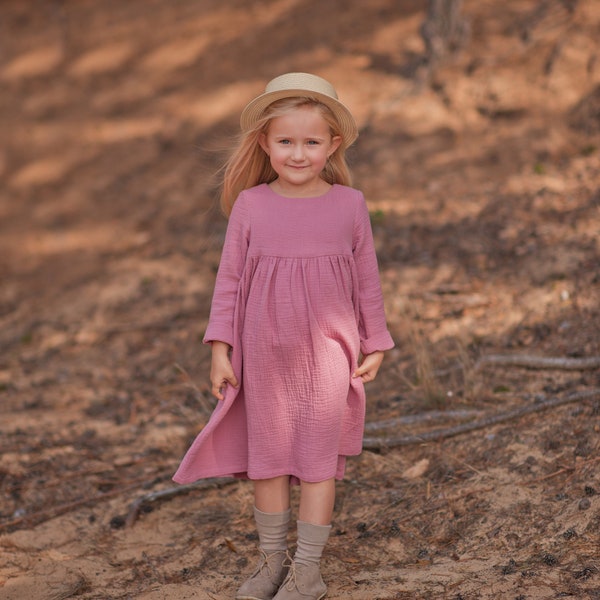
left=353, top=194, right=395, bottom=355
left=203, top=194, right=250, bottom=347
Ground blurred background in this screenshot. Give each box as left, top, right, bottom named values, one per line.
left=1, top=1, right=599, bottom=598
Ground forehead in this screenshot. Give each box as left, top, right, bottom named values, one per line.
left=266, top=105, right=331, bottom=135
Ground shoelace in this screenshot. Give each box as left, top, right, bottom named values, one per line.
left=252, top=549, right=288, bottom=580
left=281, top=556, right=301, bottom=591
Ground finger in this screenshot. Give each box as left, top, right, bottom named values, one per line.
left=353, top=364, right=365, bottom=378
left=211, top=382, right=225, bottom=401
left=357, top=367, right=377, bottom=382
left=212, top=374, right=238, bottom=400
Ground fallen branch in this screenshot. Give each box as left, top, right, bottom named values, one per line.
left=362, top=388, right=600, bottom=449
left=0, top=474, right=172, bottom=534
left=125, top=478, right=237, bottom=528
left=475, top=354, right=600, bottom=370
left=364, top=408, right=484, bottom=432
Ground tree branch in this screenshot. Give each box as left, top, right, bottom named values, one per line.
left=475, top=354, right=600, bottom=370
left=362, top=388, right=600, bottom=449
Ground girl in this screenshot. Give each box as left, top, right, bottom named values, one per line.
left=174, top=72, right=394, bottom=600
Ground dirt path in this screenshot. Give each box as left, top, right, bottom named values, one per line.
left=1, top=1, right=599, bottom=598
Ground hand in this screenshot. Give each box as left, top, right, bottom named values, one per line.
left=353, top=351, right=385, bottom=383
left=210, top=341, right=239, bottom=401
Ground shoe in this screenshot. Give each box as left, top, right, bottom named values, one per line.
left=272, top=560, right=327, bottom=600
left=236, top=549, right=289, bottom=600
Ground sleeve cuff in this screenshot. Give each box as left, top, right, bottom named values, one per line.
left=203, top=323, right=234, bottom=348
left=360, top=331, right=395, bottom=356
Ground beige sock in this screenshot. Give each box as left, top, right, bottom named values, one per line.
left=294, top=520, right=331, bottom=566
left=254, top=506, right=291, bottom=553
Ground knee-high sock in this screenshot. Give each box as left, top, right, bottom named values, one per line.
left=294, top=520, right=331, bottom=566
left=254, top=506, right=291, bottom=553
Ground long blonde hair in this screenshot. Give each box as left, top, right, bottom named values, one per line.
left=220, top=97, right=353, bottom=216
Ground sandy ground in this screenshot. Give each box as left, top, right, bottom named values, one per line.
left=1, top=0, right=599, bottom=598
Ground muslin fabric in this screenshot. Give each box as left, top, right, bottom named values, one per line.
left=173, top=184, right=394, bottom=484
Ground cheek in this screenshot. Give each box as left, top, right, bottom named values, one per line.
left=268, top=147, right=284, bottom=162
left=316, top=150, right=331, bottom=166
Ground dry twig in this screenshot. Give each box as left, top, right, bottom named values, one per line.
left=524, top=456, right=600, bottom=485
left=125, top=478, right=236, bottom=528
left=364, top=409, right=483, bottom=432
left=475, top=354, right=600, bottom=370
left=0, top=474, right=171, bottom=534
left=362, top=388, right=600, bottom=449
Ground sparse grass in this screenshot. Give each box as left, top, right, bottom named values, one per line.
left=413, top=331, right=447, bottom=408
left=397, top=307, right=478, bottom=408
left=398, top=308, right=447, bottom=408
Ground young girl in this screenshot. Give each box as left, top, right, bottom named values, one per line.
left=174, top=72, right=394, bottom=600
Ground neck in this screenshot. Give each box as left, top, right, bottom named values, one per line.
left=270, top=178, right=331, bottom=198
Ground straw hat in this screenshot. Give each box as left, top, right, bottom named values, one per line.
left=240, top=72, right=358, bottom=146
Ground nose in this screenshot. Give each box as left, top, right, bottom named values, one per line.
left=291, top=143, right=305, bottom=161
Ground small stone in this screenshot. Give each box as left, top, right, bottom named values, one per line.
left=578, top=497, right=591, bottom=511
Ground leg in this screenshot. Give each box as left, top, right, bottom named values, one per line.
left=254, top=475, right=291, bottom=513
left=237, top=477, right=292, bottom=600
left=298, top=478, right=335, bottom=525
left=274, top=479, right=334, bottom=600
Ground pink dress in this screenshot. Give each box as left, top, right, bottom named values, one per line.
left=173, top=184, right=394, bottom=484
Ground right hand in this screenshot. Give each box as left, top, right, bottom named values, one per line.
left=210, top=341, right=239, bottom=401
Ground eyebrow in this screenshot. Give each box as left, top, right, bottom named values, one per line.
left=272, top=134, right=328, bottom=141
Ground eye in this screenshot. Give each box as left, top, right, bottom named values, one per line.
left=278, top=139, right=291, bottom=145
left=307, top=140, right=320, bottom=145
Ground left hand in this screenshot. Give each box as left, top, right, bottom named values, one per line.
left=353, top=351, right=385, bottom=383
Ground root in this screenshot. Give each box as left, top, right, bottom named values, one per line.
left=125, top=478, right=236, bottom=528
left=364, top=409, right=484, bottom=431
left=475, top=354, right=600, bottom=370
left=0, top=474, right=171, bottom=534
left=362, top=388, right=600, bottom=449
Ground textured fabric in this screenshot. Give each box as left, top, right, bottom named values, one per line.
left=294, top=521, right=331, bottom=567
left=173, top=184, right=394, bottom=485
left=255, top=507, right=291, bottom=552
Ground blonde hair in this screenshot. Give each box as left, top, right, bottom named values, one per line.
left=220, top=97, right=353, bottom=216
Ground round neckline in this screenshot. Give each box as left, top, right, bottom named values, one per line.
left=263, top=182, right=337, bottom=200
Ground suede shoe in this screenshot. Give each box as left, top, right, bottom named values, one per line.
left=236, top=549, right=289, bottom=600
left=272, top=560, right=327, bottom=600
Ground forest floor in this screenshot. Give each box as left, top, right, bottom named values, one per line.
left=1, top=0, right=599, bottom=598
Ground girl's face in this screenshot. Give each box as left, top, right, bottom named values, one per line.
left=259, top=105, right=342, bottom=196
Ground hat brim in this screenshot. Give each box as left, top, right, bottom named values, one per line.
left=240, top=89, right=358, bottom=147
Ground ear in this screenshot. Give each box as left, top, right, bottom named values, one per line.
left=328, top=135, right=342, bottom=157
left=258, top=133, right=269, bottom=155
